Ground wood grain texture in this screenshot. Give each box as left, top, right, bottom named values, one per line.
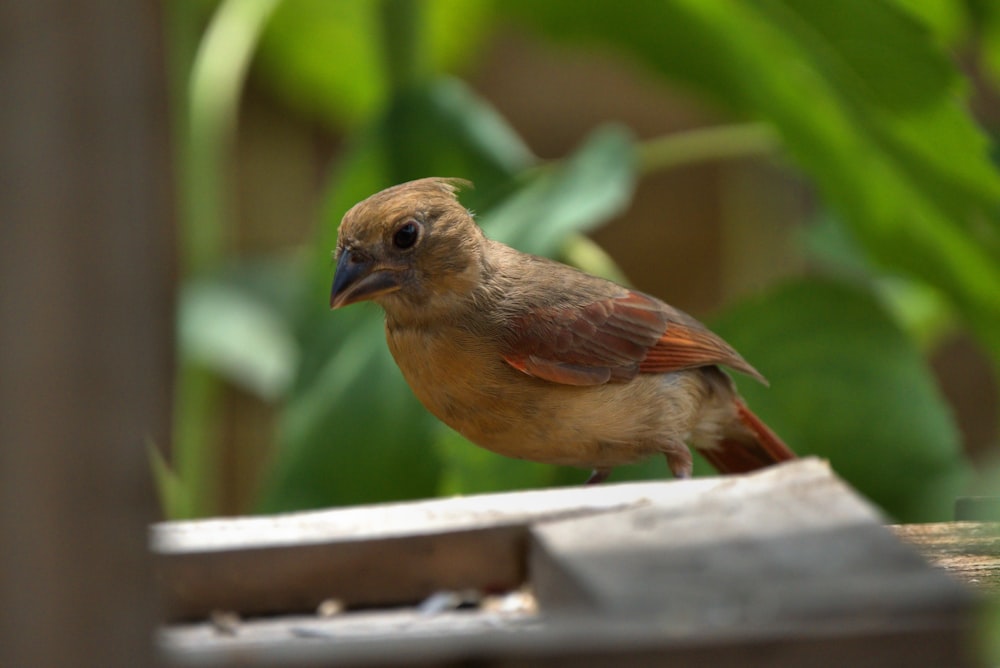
left=158, top=460, right=977, bottom=667
left=530, top=460, right=972, bottom=627
left=154, top=478, right=688, bottom=619
left=894, top=522, right=1000, bottom=594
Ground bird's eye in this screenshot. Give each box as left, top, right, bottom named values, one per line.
left=393, top=220, right=420, bottom=250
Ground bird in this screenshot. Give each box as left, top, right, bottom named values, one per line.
left=329, top=177, right=795, bottom=483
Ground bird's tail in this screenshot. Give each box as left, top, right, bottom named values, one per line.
left=696, top=399, right=796, bottom=474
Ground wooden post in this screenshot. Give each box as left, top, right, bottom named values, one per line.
left=0, top=1, right=173, bottom=665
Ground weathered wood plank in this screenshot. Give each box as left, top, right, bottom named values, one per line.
left=154, top=474, right=717, bottom=619
left=158, top=460, right=977, bottom=666
left=160, top=607, right=972, bottom=668
left=894, top=522, right=1000, bottom=594
left=529, top=460, right=972, bottom=629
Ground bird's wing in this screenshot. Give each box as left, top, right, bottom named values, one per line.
left=502, top=289, right=766, bottom=386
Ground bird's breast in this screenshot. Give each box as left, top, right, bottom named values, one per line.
left=385, top=321, right=522, bottom=437
left=384, top=320, right=710, bottom=469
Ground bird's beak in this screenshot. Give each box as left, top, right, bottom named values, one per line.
left=330, top=249, right=402, bottom=309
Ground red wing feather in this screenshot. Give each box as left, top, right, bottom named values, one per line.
left=503, top=289, right=766, bottom=386
left=502, top=291, right=665, bottom=386
left=639, top=319, right=767, bottom=385
left=503, top=355, right=612, bottom=386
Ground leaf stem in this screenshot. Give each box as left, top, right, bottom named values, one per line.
left=637, top=122, right=780, bottom=175
left=185, top=0, right=280, bottom=275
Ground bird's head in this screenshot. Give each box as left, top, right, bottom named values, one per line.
left=330, top=177, right=486, bottom=319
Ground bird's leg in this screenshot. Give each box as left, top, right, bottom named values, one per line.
left=664, top=447, right=693, bottom=479
left=585, top=468, right=611, bottom=484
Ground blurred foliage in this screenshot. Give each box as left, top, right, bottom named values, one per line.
left=712, top=279, right=967, bottom=522
left=167, top=0, right=1000, bottom=532
left=255, top=0, right=493, bottom=127
left=505, top=0, right=1000, bottom=364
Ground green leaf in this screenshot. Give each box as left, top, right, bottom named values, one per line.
left=971, top=0, right=1000, bottom=91
left=254, top=0, right=493, bottom=128
left=614, top=278, right=969, bottom=520
left=260, top=311, right=442, bottom=511
left=504, top=0, right=1000, bottom=369
left=480, top=125, right=636, bottom=255
left=149, top=440, right=191, bottom=520
left=558, top=234, right=631, bottom=285
left=886, top=0, right=969, bottom=48
left=179, top=271, right=299, bottom=400
left=802, top=212, right=958, bottom=349
left=375, top=79, right=536, bottom=193
left=708, top=278, right=969, bottom=522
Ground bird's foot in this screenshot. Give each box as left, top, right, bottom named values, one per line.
left=585, top=468, right=611, bottom=485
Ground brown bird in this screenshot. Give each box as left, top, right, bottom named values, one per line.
left=330, top=178, right=795, bottom=483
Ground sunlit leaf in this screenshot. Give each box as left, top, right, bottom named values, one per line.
left=481, top=125, right=636, bottom=255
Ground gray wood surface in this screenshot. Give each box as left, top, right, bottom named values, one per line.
left=155, top=471, right=717, bottom=618
left=531, top=459, right=971, bottom=626
left=158, top=460, right=976, bottom=666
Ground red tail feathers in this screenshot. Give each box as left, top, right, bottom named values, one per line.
left=697, top=399, right=796, bottom=474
